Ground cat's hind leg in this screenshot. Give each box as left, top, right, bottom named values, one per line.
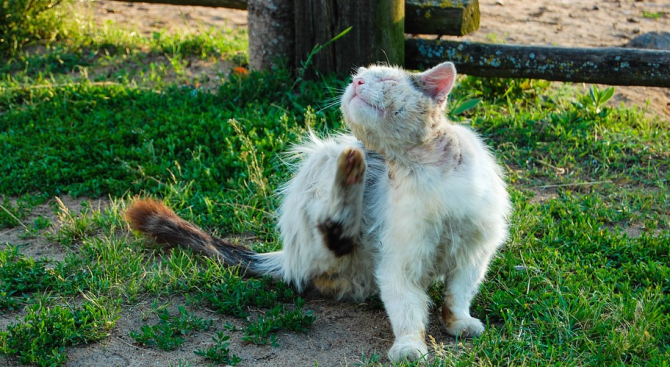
left=271, top=137, right=373, bottom=299
left=316, top=147, right=366, bottom=257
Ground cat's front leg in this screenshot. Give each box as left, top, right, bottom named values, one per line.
left=316, top=147, right=366, bottom=257
left=441, top=255, right=492, bottom=338
left=377, top=237, right=433, bottom=362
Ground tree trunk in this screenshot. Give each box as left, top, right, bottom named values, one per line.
left=293, top=0, right=404, bottom=77
left=248, top=0, right=294, bottom=71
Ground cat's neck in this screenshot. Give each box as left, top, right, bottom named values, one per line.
left=382, top=120, right=462, bottom=175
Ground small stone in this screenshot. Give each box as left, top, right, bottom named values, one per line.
left=496, top=0, right=504, bottom=6
left=593, top=5, right=599, bottom=10
left=633, top=27, right=641, bottom=34
left=627, top=17, right=639, bottom=23
left=627, top=31, right=670, bottom=50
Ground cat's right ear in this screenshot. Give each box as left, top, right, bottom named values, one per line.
left=416, top=62, right=457, bottom=106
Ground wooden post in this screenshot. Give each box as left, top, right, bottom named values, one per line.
left=406, top=39, right=670, bottom=87
left=248, top=0, right=294, bottom=71
left=293, top=0, right=404, bottom=77
left=405, top=0, right=479, bottom=36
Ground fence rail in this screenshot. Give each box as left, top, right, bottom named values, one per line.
left=406, top=39, right=670, bottom=87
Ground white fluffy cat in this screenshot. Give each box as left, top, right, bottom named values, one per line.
left=126, top=62, right=511, bottom=362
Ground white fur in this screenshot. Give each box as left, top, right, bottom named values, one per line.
left=255, top=63, right=511, bottom=362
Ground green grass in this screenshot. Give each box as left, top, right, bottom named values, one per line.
left=642, top=11, right=664, bottom=19
left=1, top=4, right=669, bottom=366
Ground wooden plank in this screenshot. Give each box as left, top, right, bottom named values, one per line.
left=405, top=39, right=670, bottom=87
left=109, top=0, right=247, bottom=10
left=109, top=0, right=477, bottom=36
left=405, top=0, right=479, bottom=36
left=294, top=0, right=404, bottom=77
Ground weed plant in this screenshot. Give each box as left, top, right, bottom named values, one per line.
left=130, top=305, right=213, bottom=350
left=194, top=332, right=241, bottom=365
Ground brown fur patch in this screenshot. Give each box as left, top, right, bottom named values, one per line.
left=337, top=148, right=366, bottom=186
left=441, top=294, right=455, bottom=327
left=312, top=273, right=350, bottom=296
left=317, top=219, right=355, bottom=257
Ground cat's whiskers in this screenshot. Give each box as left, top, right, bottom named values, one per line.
left=316, top=94, right=346, bottom=113
left=317, top=101, right=341, bottom=113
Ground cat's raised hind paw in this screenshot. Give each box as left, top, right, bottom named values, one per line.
left=336, top=147, right=366, bottom=186
left=443, top=316, right=485, bottom=338
left=388, top=335, right=428, bottom=363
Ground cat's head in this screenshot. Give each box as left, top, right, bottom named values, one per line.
left=341, top=62, right=457, bottom=153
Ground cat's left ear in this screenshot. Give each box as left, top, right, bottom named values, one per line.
left=417, top=62, right=457, bottom=106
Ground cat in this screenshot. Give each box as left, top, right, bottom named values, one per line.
left=125, top=61, right=511, bottom=362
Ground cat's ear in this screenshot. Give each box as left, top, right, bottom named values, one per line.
left=417, top=62, right=457, bottom=106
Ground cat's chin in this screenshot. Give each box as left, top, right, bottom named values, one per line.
left=346, top=97, right=384, bottom=126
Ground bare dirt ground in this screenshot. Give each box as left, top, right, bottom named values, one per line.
left=1, top=1, right=669, bottom=367
left=87, top=0, right=670, bottom=117
left=442, top=0, right=670, bottom=118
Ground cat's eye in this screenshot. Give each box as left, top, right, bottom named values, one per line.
left=380, top=78, right=399, bottom=86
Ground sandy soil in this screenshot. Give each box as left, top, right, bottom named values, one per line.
left=1, top=1, right=669, bottom=367
left=86, top=0, right=670, bottom=117
left=443, top=0, right=670, bottom=118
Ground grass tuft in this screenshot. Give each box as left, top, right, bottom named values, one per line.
left=130, top=304, right=213, bottom=351
left=194, top=331, right=241, bottom=365
left=0, top=299, right=118, bottom=366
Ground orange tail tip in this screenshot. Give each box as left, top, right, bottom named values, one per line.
left=125, top=198, right=178, bottom=233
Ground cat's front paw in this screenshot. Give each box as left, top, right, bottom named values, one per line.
left=443, top=316, right=485, bottom=338
left=336, top=147, right=366, bottom=186
left=388, top=335, right=428, bottom=363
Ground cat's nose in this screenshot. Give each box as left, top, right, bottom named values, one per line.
left=353, top=78, right=365, bottom=93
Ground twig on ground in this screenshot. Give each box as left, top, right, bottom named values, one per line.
left=115, top=336, right=152, bottom=352
left=533, top=181, right=612, bottom=189
left=0, top=204, right=28, bottom=230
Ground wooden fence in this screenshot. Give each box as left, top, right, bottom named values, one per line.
left=111, top=0, right=670, bottom=87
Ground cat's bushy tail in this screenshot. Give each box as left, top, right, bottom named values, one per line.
left=125, top=198, right=280, bottom=277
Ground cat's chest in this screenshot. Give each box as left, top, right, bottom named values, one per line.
left=385, top=169, right=453, bottom=219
